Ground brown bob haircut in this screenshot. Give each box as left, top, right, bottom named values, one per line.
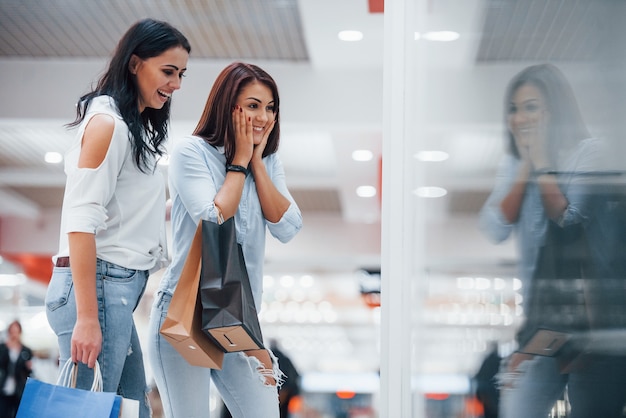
left=193, top=62, right=280, bottom=164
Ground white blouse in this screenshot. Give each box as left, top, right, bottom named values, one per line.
left=55, top=96, right=168, bottom=271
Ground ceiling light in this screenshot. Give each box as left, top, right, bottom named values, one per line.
left=338, top=30, right=363, bottom=42
left=280, top=275, right=295, bottom=288
left=414, top=150, right=449, bottom=162
left=475, top=277, right=491, bottom=290
left=352, top=150, right=373, bottom=162
left=309, top=311, right=322, bottom=323
left=261, top=310, right=278, bottom=323
left=323, top=311, right=338, bottom=323
left=456, top=276, right=474, bottom=290
left=44, top=151, right=63, bottom=164
left=292, top=289, right=306, bottom=302
left=318, top=300, right=333, bottom=311
left=413, top=186, right=447, bottom=198
left=423, top=31, right=460, bottom=42
left=356, top=185, right=377, bottom=198
left=295, top=311, right=308, bottom=323
left=274, top=289, right=288, bottom=301
left=279, top=311, right=293, bottom=323
left=300, top=275, right=314, bottom=287
left=263, top=275, right=275, bottom=288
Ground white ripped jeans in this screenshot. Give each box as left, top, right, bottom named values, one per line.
left=147, top=291, right=282, bottom=418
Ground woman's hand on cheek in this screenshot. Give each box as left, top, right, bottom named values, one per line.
left=232, top=105, right=253, bottom=165
left=252, top=119, right=275, bottom=162
left=528, top=137, right=549, bottom=170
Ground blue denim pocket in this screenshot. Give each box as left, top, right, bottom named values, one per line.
left=45, top=269, right=73, bottom=312
left=102, top=265, right=140, bottom=283
left=98, top=260, right=148, bottom=312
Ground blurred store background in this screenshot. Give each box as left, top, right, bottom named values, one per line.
left=1, top=0, right=624, bottom=417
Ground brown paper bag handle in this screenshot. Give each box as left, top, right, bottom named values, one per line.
left=215, top=205, right=225, bottom=225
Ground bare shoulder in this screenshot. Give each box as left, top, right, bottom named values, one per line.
left=79, top=114, right=116, bottom=169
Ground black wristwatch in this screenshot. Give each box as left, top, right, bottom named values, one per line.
left=226, top=164, right=248, bottom=175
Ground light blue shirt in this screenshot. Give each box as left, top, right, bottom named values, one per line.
left=157, top=135, right=303, bottom=309
left=478, top=138, right=603, bottom=299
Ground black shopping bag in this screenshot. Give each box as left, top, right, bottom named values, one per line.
left=517, top=220, right=591, bottom=350
left=518, top=176, right=626, bottom=353
left=199, top=217, right=264, bottom=352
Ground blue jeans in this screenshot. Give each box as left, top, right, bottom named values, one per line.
left=498, top=353, right=626, bottom=418
left=45, top=258, right=151, bottom=418
left=148, top=291, right=281, bottom=418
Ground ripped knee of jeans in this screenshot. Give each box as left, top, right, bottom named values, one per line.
left=241, top=349, right=285, bottom=387
left=144, top=388, right=153, bottom=418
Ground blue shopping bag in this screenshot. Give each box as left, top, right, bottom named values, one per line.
left=16, top=360, right=121, bottom=418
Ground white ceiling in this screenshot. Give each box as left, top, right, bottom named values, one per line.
left=1, top=0, right=624, bottom=384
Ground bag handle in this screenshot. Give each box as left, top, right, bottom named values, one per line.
left=215, top=205, right=225, bottom=225
left=57, top=358, right=103, bottom=392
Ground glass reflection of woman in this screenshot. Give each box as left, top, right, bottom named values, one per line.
left=479, top=63, right=626, bottom=417
left=480, top=64, right=597, bottom=301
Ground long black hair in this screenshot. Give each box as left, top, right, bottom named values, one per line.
left=68, top=18, right=191, bottom=172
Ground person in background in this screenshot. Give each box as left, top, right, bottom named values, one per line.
left=270, top=339, right=301, bottom=418
left=148, top=61, right=303, bottom=418
left=0, top=320, right=33, bottom=418
left=473, top=341, right=500, bottom=418
left=44, top=19, right=190, bottom=418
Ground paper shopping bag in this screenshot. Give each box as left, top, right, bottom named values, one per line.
left=199, top=218, right=264, bottom=352
left=16, top=360, right=120, bottom=418
left=119, top=397, right=140, bottom=418
left=160, top=222, right=224, bottom=368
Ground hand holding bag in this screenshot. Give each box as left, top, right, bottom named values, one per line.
left=199, top=216, right=264, bottom=352
left=16, top=359, right=121, bottom=418
left=160, top=222, right=225, bottom=368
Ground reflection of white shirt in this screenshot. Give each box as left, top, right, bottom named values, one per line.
left=2, top=349, right=18, bottom=395
left=54, top=96, right=168, bottom=271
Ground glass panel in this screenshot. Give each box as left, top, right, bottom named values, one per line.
left=400, top=0, right=626, bottom=416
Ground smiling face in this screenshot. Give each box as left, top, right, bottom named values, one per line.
left=507, top=82, right=549, bottom=150
left=130, top=45, right=189, bottom=113
left=235, top=81, right=276, bottom=145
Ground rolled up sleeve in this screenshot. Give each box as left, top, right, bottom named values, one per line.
left=63, top=113, right=128, bottom=234
left=265, top=154, right=303, bottom=243
left=478, top=155, right=517, bottom=244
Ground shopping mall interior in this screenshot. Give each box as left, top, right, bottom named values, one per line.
left=1, top=0, right=625, bottom=417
